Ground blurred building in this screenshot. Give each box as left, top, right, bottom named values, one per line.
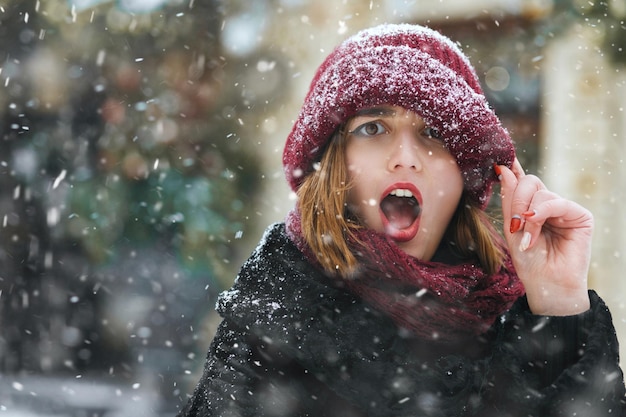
left=0, top=0, right=265, bottom=414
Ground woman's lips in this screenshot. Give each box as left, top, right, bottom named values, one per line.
left=379, top=182, right=422, bottom=242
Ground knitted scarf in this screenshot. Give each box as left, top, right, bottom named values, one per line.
left=286, top=209, right=525, bottom=343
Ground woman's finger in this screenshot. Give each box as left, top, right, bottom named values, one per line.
left=509, top=175, right=545, bottom=234
left=524, top=197, right=593, bottom=231
left=518, top=191, right=593, bottom=251
left=495, top=164, right=517, bottom=227
left=498, top=165, right=544, bottom=235
left=515, top=190, right=560, bottom=251
left=511, top=157, right=525, bottom=179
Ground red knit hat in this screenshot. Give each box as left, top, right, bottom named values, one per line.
left=282, top=23, right=515, bottom=208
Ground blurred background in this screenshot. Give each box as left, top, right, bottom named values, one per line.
left=0, top=0, right=624, bottom=415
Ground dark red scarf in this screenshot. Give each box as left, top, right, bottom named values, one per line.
left=286, top=209, right=525, bottom=343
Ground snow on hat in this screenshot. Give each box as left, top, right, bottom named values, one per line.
left=282, top=23, right=515, bottom=208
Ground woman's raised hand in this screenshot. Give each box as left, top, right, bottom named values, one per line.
left=496, top=159, right=592, bottom=316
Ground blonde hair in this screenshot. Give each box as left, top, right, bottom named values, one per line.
left=296, top=128, right=507, bottom=277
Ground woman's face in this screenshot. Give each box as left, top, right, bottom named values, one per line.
left=345, top=105, right=464, bottom=261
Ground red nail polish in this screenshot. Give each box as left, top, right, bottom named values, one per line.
left=522, top=210, right=536, bottom=218
left=510, top=215, right=522, bottom=234
left=493, top=164, right=502, bottom=178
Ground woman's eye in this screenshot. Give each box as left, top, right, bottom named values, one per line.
left=349, top=121, right=386, bottom=137
left=422, top=126, right=441, bottom=139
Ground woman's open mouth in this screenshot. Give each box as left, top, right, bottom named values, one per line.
left=379, top=184, right=422, bottom=242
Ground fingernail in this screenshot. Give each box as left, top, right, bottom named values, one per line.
left=510, top=215, right=522, bottom=234
left=493, top=164, right=502, bottom=179
left=522, top=210, right=536, bottom=218
left=519, top=231, right=531, bottom=252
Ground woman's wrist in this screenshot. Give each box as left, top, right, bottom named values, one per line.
left=526, top=287, right=590, bottom=316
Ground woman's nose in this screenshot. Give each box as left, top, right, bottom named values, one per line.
left=387, top=132, right=423, bottom=172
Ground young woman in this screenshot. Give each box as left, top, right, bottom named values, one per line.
left=178, top=24, right=626, bottom=416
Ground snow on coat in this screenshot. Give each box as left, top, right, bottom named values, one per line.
left=178, top=223, right=626, bottom=417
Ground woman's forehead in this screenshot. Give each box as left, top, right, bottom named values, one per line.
left=350, top=105, right=424, bottom=122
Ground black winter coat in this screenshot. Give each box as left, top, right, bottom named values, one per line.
left=178, top=223, right=626, bottom=417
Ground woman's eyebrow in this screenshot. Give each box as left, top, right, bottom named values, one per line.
left=353, top=107, right=396, bottom=118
